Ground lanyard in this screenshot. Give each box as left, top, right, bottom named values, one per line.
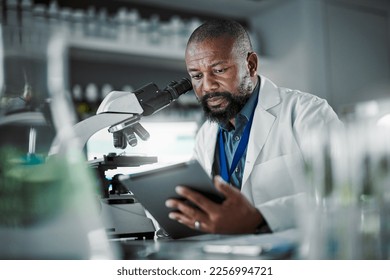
left=218, top=109, right=255, bottom=183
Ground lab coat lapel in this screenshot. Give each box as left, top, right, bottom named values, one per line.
left=204, top=123, right=219, bottom=175
left=242, top=77, right=280, bottom=188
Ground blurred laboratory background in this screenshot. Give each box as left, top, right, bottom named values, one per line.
left=1, top=0, right=390, bottom=260
left=2, top=0, right=389, bottom=164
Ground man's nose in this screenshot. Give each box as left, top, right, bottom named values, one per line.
left=202, top=74, right=218, bottom=93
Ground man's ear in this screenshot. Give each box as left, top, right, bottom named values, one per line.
left=247, top=52, right=258, bottom=77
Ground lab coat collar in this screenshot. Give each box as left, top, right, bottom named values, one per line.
left=204, top=124, right=219, bottom=174
left=258, top=75, right=282, bottom=110
left=241, top=75, right=281, bottom=189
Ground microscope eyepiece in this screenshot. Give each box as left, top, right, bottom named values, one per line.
left=164, top=78, right=193, bottom=100
left=134, top=78, right=193, bottom=116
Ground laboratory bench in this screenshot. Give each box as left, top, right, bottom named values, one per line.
left=111, top=229, right=298, bottom=260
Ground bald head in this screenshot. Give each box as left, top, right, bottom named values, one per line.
left=187, top=19, right=253, bottom=57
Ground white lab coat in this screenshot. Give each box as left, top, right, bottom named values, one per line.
left=193, top=76, right=341, bottom=232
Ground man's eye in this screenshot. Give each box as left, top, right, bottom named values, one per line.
left=191, top=74, right=202, bottom=80
left=214, top=68, right=226, bottom=74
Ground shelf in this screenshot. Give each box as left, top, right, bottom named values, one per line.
left=68, top=37, right=187, bottom=70
left=71, top=36, right=185, bottom=60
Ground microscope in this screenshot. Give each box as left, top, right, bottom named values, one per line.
left=67, top=78, right=193, bottom=240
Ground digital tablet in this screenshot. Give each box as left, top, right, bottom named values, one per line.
left=119, top=160, right=225, bottom=239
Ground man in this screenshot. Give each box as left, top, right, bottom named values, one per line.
left=165, top=19, right=341, bottom=234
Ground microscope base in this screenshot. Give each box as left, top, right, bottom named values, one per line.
left=100, top=196, right=155, bottom=240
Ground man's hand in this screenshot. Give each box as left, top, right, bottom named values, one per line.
left=165, top=175, right=263, bottom=234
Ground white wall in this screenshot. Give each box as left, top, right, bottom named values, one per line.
left=250, top=0, right=390, bottom=113
left=325, top=0, right=390, bottom=109
left=251, top=0, right=316, bottom=95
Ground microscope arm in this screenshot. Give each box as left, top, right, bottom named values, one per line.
left=49, top=91, right=144, bottom=154
left=73, top=113, right=140, bottom=149
left=74, top=90, right=145, bottom=148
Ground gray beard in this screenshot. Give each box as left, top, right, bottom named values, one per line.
left=200, top=91, right=251, bottom=125
left=199, top=73, right=256, bottom=124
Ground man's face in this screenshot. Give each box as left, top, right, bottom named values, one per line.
left=185, top=36, right=256, bottom=124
